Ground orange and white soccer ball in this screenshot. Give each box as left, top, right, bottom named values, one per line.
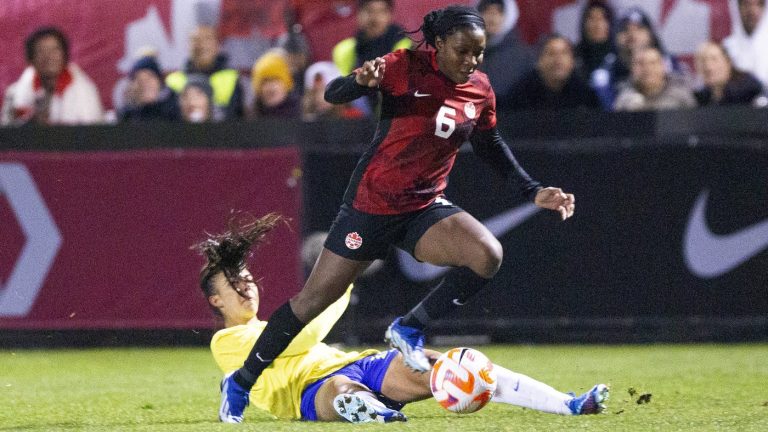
left=429, top=347, right=497, bottom=414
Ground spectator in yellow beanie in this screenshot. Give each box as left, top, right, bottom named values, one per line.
left=251, top=50, right=301, bottom=118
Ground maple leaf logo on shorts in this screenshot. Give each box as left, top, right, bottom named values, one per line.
left=345, top=232, right=363, bottom=250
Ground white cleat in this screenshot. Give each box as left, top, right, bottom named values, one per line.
left=333, top=393, right=407, bottom=423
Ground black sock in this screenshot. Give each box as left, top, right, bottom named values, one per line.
left=233, top=302, right=305, bottom=389
left=401, top=267, right=491, bottom=330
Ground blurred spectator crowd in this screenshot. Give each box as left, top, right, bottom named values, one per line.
left=2, top=0, right=767, bottom=127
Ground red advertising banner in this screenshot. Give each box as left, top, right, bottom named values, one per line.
left=0, top=148, right=302, bottom=329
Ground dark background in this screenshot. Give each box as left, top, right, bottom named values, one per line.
left=2, top=107, right=767, bottom=345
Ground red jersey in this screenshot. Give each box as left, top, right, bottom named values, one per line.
left=343, top=49, right=497, bottom=215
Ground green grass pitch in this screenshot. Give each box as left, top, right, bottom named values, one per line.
left=1, top=344, right=767, bottom=431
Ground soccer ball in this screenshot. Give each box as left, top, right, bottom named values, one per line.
left=429, top=347, right=497, bottom=414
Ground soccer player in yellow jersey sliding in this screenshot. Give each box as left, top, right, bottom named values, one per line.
left=194, top=213, right=608, bottom=423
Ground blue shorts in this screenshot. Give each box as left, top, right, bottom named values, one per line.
left=324, top=198, right=464, bottom=261
left=299, top=349, right=405, bottom=421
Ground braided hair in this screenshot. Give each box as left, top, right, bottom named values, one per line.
left=413, top=5, right=486, bottom=49
left=192, top=213, right=285, bottom=315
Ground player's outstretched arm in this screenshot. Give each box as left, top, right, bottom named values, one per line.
left=354, top=57, right=386, bottom=87
left=469, top=127, right=542, bottom=201
left=324, top=57, right=386, bottom=104
left=534, top=187, right=575, bottom=221
left=470, top=128, right=575, bottom=220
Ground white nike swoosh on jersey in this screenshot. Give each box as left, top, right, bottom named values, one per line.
left=683, top=189, right=768, bottom=279
left=414, top=90, right=431, bottom=97
left=397, top=203, right=541, bottom=282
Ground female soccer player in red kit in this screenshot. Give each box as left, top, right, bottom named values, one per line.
left=219, top=5, right=576, bottom=423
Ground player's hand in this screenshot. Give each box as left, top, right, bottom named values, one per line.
left=355, top=57, right=386, bottom=87
left=534, top=187, right=575, bottom=221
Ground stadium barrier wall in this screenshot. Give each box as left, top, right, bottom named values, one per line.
left=0, top=107, right=766, bottom=343
left=308, top=138, right=768, bottom=343
left=0, top=148, right=302, bottom=331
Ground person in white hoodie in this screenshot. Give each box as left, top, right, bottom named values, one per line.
left=723, top=0, right=768, bottom=90
left=1, top=27, right=103, bottom=126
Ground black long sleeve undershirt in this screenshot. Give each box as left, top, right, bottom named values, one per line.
left=324, top=75, right=376, bottom=104
left=469, top=127, right=542, bottom=202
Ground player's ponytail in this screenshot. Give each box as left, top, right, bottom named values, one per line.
left=410, top=5, right=485, bottom=49
left=193, top=213, right=285, bottom=307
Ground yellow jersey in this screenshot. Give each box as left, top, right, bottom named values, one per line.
left=210, top=287, right=378, bottom=419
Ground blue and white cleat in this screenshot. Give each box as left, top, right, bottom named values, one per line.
left=385, top=317, right=431, bottom=372
left=333, top=393, right=407, bottom=423
left=219, top=372, right=250, bottom=423
left=568, top=384, right=610, bottom=415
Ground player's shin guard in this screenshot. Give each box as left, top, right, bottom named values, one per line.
left=401, top=267, right=490, bottom=330
left=233, top=302, right=306, bottom=389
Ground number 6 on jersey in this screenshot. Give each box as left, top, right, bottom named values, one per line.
left=434, top=105, right=456, bottom=139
